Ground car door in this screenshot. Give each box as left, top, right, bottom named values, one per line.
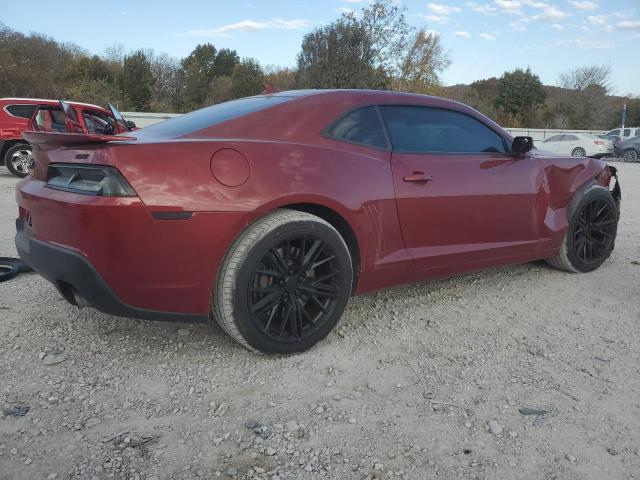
left=380, top=105, right=545, bottom=271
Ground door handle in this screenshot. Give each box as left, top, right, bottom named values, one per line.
left=403, top=171, right=433, bottom=183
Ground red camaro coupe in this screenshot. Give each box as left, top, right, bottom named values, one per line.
left=15, top=90, right=621, bottom=353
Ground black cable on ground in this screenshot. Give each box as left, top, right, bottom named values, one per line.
left=0, top=257, right=33, bottom=282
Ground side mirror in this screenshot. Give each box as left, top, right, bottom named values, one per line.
left=512, top=136, right=534, bottom=157
left=126, top=120, right=136, bottom=130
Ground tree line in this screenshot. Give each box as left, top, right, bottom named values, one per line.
left=0, top=0, right=637, bottom=129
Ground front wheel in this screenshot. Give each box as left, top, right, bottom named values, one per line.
left=4, top=143, right=33, bottom=178
left=546, top=186, right=618, bottom=273
left=213, top=210, right=353, bottom=354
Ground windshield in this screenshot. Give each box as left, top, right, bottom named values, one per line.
left=133, top=95, right=293, bottom=141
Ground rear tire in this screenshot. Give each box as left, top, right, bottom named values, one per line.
left=213, top=209, right=353, bottom=354
left=5, top=143, right=33, bottom=178
left=622, top=149, right=638, bottom=163
left=571, top=147, right=586, bottom=157
left=546, top=186, right=618, bottom=273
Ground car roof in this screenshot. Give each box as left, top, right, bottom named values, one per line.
left=271, top=89, right=471, bottom=105
left=0, top=97, right=104, bottom=110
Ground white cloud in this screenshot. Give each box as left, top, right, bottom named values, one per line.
left=553, top=36, right=613, bottom=49
left=586, top=14, right=606, bottom=25
left=568, top=0, right=597, bottom=10
left=454, top=30, right=471, bottom=37
left=551, top=23, right=563, bottom=30
left=617, top=20, right=640, bottom=30
left=466, top=2, right=499, bottom=15
left=188, top=18, right=310, bottom=37
left=335, top=7, right=355, bottom=15
left=343, top=0, right=364, bottom=3
left=420, top=14, right=449, bottom=23
left=427, top=3, right=462, bottom=15
left=479, top=32, right=496, bottom=40
left=533, top=5, right=568, bottom=21
left=495, top=0, right=523, bottom=14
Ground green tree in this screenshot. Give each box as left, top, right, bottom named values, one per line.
left=231, top=58, right=264, bottom=98
left=180, top=43, right=217, bottom=108
left=494, top=68, right=546, bottom=125
left=119, top=50, right=154, bottom=110
left=182, top=43, right=217, bottom=80
left=296, top=0, right=448, bottom=91
left=214, top=48, right=240, bottom=77
left=296, top=16, right=386, bottom=89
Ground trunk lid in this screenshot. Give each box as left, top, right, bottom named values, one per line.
left=23, top=131, right=136, bottom=181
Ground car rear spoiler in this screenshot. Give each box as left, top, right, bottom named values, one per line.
left=22, top=131, right=136, bottom=146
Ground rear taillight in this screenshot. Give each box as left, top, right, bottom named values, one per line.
left=46, top=164, right=136, bottom=197
left=594, top=140, right=605, bottom=145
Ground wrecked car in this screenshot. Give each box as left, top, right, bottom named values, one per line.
left=15, top=90, right=621, bottom=353
left=0, top=98, right=134, bottom=178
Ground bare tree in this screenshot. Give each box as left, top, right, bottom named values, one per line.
left=395, top=29, right=450, bottom=92
left=558, top=65, right=613, bottom=94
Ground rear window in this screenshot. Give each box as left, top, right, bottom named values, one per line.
left=6, top=104, right=37, bottom=119
left=134, top=96, right=293, bottom=140
left=325, top=106, right=388, bottom=149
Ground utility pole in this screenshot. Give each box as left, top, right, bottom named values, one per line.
left=621, top=103, right=627, bottom=142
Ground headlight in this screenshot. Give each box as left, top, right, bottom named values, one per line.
left=46, top=164, right=136, bottom=197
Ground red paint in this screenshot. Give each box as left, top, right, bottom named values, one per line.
left=15, top=90, right=615, bottom=317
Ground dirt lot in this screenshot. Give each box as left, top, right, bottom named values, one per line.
left=0, top=163, right=639, bottom=480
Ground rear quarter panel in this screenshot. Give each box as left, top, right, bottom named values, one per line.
left=104, top=139, right=411, bottom=293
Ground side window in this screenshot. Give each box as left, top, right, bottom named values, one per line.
left=82, top=110, right=115, bottom=135
left=608, top=129, right=620, bottom=136
left=623, top=129, right=631, bottom=137
left=544, top=135, right=562, bottom=142
left=325, top=106, right=388, bottom=149
left=564, top=135, right=578, bottom=141
left=380, top=106, right=508, bottom=154
left=6, top=104, right=37, bottom=119
left=34, top=108, right=67, bottom=132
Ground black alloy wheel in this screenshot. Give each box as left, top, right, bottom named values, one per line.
left=213, top=210, right=353, bottom=354
left=247, top=236, right=343, bottom=343
left=571, top=196, right=617, bottom=267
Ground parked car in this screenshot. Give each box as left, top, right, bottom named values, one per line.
left=538, top=133, right=613, bottom=158
left=614, top=135, right=640, bottom=162
left=0, top=98, right=134, bottom=178
left=599, top=127, right=640, bottom=144
left=15, top=90, right=621, bottom=353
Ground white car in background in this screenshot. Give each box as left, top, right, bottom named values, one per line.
left=538, top=133, right=613, bottom=158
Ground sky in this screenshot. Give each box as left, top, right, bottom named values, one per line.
left=2, top=0, right=639, bottom=95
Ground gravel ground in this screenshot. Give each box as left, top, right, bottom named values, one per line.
left=1, top=163, right=639, bottom=480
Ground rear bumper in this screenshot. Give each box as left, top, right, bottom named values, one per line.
left=15, top=218, right=208, bottom=322
left=15, top=177, right=257, bottom=320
